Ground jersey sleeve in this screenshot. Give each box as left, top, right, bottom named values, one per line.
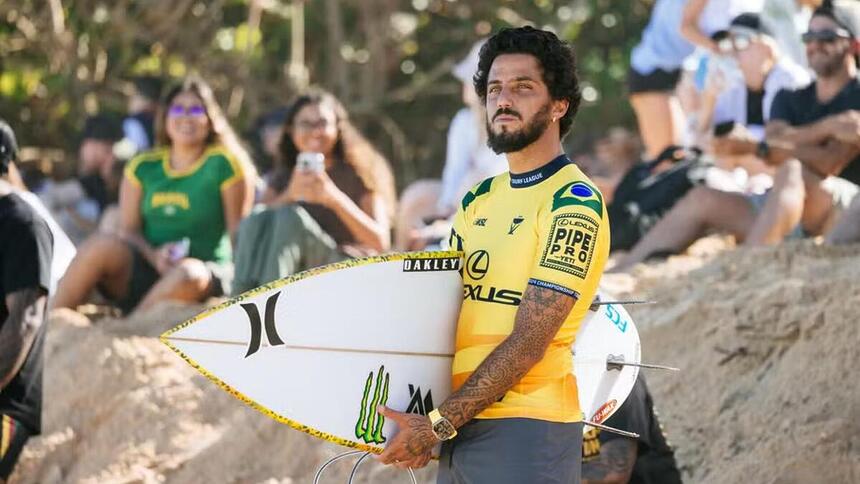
left=528, top=179, right=607, bottom=300
left=123, top=153, right=148, bottom=188
left=215, top=148, right=246, bottom=190
left=3, top=217, right=53, bottom=296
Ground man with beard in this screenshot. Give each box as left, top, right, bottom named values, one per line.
left=611, top=1, right=860, bottom=271
left=376, top=27, right=610, bottom=484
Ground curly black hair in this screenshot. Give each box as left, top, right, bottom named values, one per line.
left=473, top=26, right=582, bottom=139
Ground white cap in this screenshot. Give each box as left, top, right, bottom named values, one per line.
left=452, top=40, right=485, bottom=84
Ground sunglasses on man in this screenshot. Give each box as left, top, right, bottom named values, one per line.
left=717, top=33, right=754, bottom=54
left=168, top=104, right=207, bottom=118
left=802, top=28, right=852, bottom=44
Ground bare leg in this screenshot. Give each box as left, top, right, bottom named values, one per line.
left=611, top=186, right=756, bottom=272
left=825, top=193, right=860, bottom=244
left=51, top=234, right=133, bottom=309
left=629, top=92, right=686, bottom=160
left=133, top=258, right=213, bottom=314
left=744, top=160, right=805, bottom=246
left=394, top=179, right=442, bottom=251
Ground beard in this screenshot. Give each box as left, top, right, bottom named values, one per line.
left=809, top=47, right=849, bottom=78
left=486, top=103, right=552, bottom=154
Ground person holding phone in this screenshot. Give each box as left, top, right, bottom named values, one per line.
left=232, top=89, right=396, bottom=295
left=52, top=76, right=256, bottom=315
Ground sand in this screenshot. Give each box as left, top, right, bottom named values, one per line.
left=11, top=240, right=860, bottom=483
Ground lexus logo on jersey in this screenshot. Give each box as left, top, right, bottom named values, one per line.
left=466, top=250, right=489, bottom=280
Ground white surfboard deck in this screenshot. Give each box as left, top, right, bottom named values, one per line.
left=161, top=251, right=640, bottom=454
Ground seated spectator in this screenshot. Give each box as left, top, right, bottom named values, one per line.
left=0, top=120, right=53, bottom=482
left=52, top=76, right=256, bottom=315
left=123, top=75, right=162, bottom=152
left=39, top=115, right=125, bottom=244
left=582, top=375, right=682, bottom=484
left=395, top=40, right=506, bottom=251
left=232, top=89, right=396, bottom=295
left=611, top=4, right=860, bottom=271
left=696, top=13, right=809, bottom=190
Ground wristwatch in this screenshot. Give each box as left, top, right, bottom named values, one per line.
left=428, top=409, right=458, bottom=441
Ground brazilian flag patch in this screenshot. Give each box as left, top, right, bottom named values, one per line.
left=552, top=181, right=603, bottom=216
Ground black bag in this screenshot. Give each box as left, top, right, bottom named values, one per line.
left=609, top=146, right=710, bottom=251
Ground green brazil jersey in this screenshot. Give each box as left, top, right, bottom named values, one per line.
left=124, top=145, right=245, bottom=264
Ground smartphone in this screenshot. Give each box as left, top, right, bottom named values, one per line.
left=167, top=237, right=190, bottom=263
left=297, top=152, right=325, bottom=172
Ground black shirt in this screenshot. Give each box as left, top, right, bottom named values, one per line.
left=746, top=88, right=765, bottom=127
left=0, top=193, right=53, bottom=434
left=770, top=77, right=860, bottom=185
left=582, top=375, right=682, bottom=484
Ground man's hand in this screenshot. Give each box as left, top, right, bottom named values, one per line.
left=375, top=405, right=438, bottom=469
left=828, top=110, right=860, bottom=146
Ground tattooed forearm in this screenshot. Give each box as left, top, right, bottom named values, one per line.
left=0, top=288, right=46, bottom=389
left=582, top=438, right=637, bottom=484
left=438, top=285, right=575, bottom=428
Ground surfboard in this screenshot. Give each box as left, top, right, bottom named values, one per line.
left=161, top=251, right=640, bottom=454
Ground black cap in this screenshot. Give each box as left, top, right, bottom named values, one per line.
left=0, top=119, right=18, bottom=175
left=814, top=0, right=860, bottom=38
left=729, top=13, right=774, bottom=37
left=81, top=114, right=124, bottom=143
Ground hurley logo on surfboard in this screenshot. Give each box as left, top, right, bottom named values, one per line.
left=355, top=365, right=390, bottom=444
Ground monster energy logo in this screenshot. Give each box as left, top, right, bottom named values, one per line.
left=355, top=365, right=390, bottom=444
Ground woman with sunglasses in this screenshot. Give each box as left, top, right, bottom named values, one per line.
left=52, top=76, right=256, bottom=315
left=232, top=89, right=396, bottom=295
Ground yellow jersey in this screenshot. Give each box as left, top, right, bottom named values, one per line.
left=448, top=154, right=610, bottom=423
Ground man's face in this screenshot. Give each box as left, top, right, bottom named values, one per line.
left=805, top=16, right=855, bottom=77
left=78, top=139, right=114, bottom=176
left=730, top=33, right=771, bottom=82
left=484, top=53, right=558, bottom=154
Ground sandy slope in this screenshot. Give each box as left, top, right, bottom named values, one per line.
left=11, top=241, right=860, bottom=483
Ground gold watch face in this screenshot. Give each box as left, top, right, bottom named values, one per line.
left=432, top=419, right=456, bottom=440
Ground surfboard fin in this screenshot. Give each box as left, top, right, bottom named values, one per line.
left=583, top=420, right=640, bottom=439
left=606, top=354, right=680, bottom=372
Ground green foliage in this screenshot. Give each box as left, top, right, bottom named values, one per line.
left=0, top=0, right=652, bottom=186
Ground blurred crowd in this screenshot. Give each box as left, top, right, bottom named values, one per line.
left=2, top=0, right=860, bottom=481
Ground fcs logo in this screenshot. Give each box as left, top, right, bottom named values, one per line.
left=508, top=216, right=524, bottom=235
left=355, top=365, right=390, bottom=444
left=405, top=384, right=435, bottom=416
left=239, top=292, right=285, bottom=358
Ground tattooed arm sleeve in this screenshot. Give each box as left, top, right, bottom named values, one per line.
left=582, top=438, right=638, bottom=484
left=438, top=283, right=575, bottom=428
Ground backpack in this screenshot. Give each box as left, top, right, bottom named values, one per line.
left=609, top=147, right=711, bottom=251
